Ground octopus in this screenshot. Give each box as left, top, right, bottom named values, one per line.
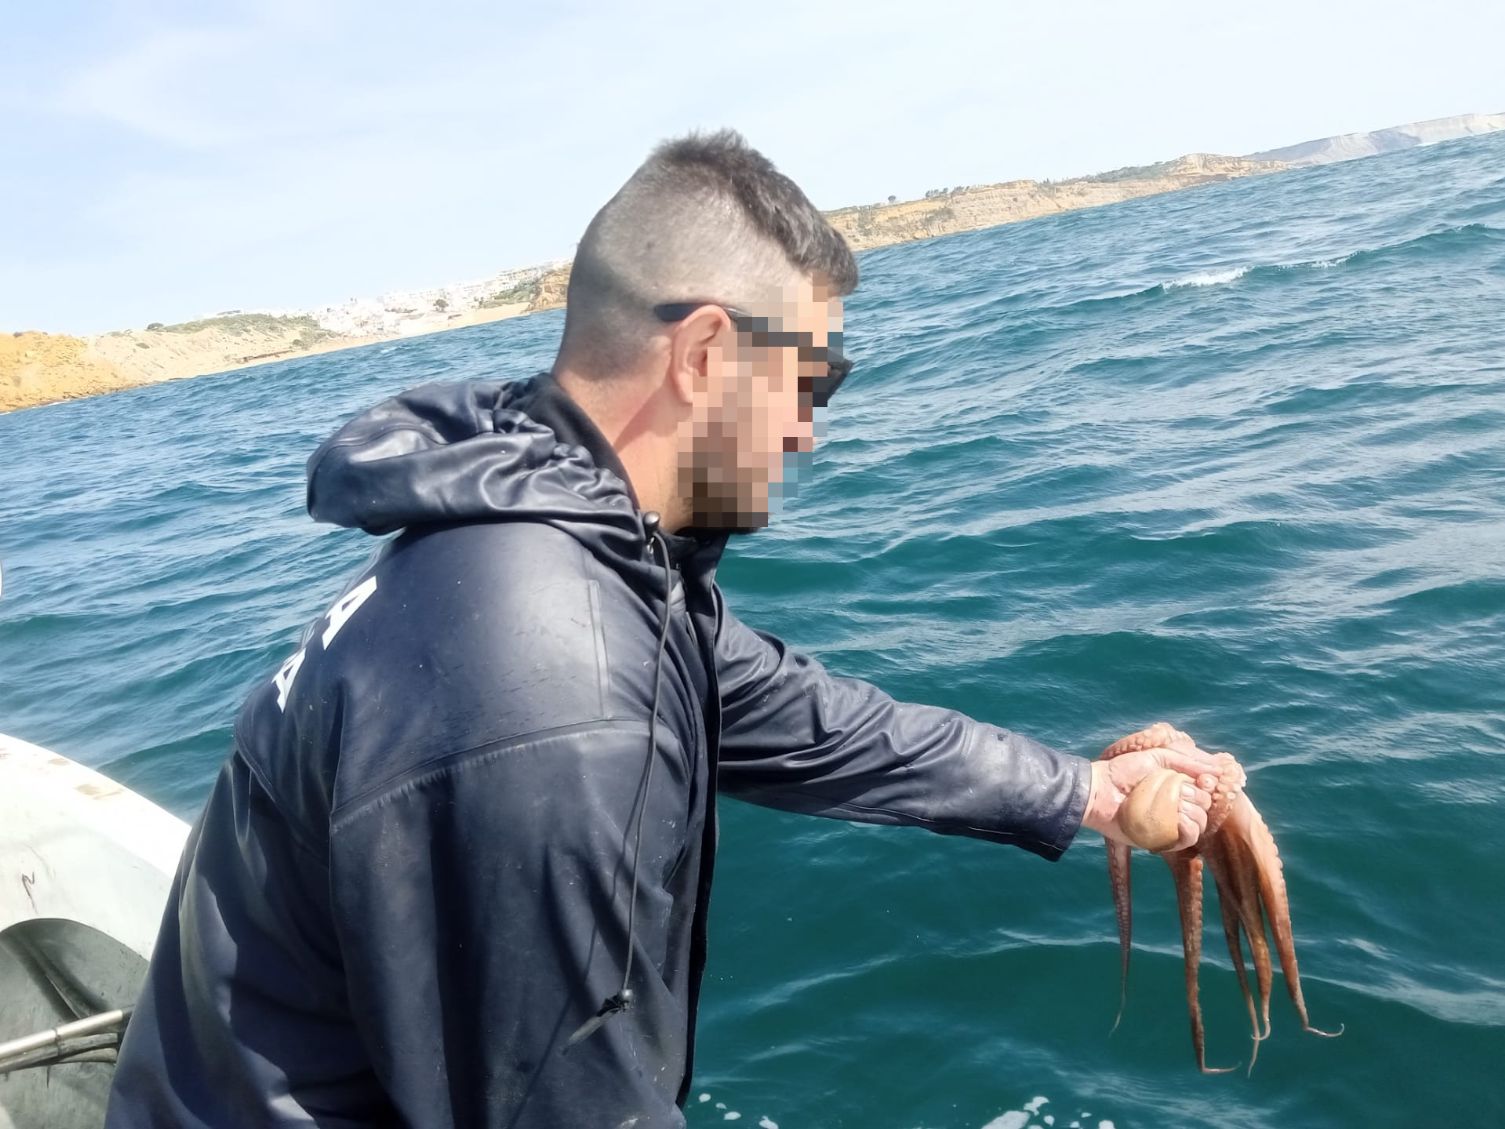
left=1101, top=722, right=1342, bottom=1073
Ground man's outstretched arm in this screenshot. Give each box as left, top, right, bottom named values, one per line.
left=714, top=602, right=1224, bottom=856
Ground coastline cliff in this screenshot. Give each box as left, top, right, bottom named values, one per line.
left=6, top=111, right=1500, bottom=414
left=2, top=152, right=1285, bottom=414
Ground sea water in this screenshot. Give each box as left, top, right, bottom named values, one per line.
left=3, top=131, right=1503, bottom=1128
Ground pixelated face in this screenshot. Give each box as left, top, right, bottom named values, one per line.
left=680, top=277, right=844, bottom=532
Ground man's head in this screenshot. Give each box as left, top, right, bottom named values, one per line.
left=554, top=130, right=858, bottom=534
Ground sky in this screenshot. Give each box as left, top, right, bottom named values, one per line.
left=3, top=0, right=1503, bottom=334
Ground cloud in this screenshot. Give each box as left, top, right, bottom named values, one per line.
left=58, top=25, right=263, bottom=149
left=9, top=0, right=1505, bottom=331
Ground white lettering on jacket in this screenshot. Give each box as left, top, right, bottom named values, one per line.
left=321, top=575, right=378, bottom=649
left=274, top=575, right=379, bottom=712
left=272, top=649, right=307, bottom=711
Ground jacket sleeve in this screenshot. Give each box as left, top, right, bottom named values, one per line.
left=327, top=721, right=691, bottom=1129
left=713, top=602, right=1092, bottom=859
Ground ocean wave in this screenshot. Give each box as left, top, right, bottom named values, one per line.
left=1277, top=253, right=1354, bottom=271
left=1161, top=266, right=1251, bottom=290
left=1048, top=222, right=1500, bottom=317
left=1166, top=222, right=1500, bottom=286
left=1047, top=269, right=1253, bottom=313
left=1158, top=252, right=1358, bottom=292
left=1059, top=254, right=1344, bottom=311
left=1339, top=221, right=1502, bottom=269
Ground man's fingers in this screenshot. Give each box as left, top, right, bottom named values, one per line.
left=1170, top=812, right=1195, bottom=852
left=1181, top=792, right=1208, bottom=832
left=1183, top=780, right=1212, bottom=811
left=1116, top=735, right=1249, bottom=854
left=1159, top=749, right=1247, bottom=792
left=1171, top=796, right=1210, bottom=850
left=1175, top=814, right=1196, bottom=851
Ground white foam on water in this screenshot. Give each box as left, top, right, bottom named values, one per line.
left=981, top=1091, right=1068, bottom=1129
left=978, top=1114, right=1029, bottom=1129
left=1097, top=1122, right=1116, bottom=1129
left=724, top=1113, right=741, bottom=1122
left=1276, top=252, right=1352, bottom=271
left=698, top=1094, right=711, bottom=1103
left=1163, top=266, right=1250, bottom=289
left=757, top=1119, right=778, bottom=1129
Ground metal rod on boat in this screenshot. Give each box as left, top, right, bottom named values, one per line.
left=0, top=1007, right=131, bottom=1073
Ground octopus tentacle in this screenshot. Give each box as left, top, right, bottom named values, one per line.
left=1200, top=753, right=1245, bottom=840
left=1241, top=796, right=1345, bottom=1039
left=1203, top=834, right=1266, bottom=1073
left=1165, top=850, right=1239, bottom=1074
left=1102, top=720, right=1191, bottom=759
left=1107, top=839, right=1133, bottom=1034
left=1102, top=722, right=1177, bottom=1036
left=1214, top=799, right=1276, bottom=1040
left=1097, top=723, right=1340, bottom=1073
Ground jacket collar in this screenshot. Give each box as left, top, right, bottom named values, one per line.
left=525, top=371, right=728, bottom=575
left=517, top=371, right=640, bottom=510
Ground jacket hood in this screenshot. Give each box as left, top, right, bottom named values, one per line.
left=307, top=373, right=645, bottom=544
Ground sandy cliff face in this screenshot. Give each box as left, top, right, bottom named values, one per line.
left=88, top=318, right=332, bottom=383
left=825, top=154, right=1284, bottom=251
left=1, top=333, right=129, bottom=412
left=0, top=306, right=542, bottom=414
left=527, top=264, right=574, bottom=314
left=3, top=318, right=367, bottom=414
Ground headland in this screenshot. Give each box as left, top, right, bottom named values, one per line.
left=4, top=112, right=1499, bottom=414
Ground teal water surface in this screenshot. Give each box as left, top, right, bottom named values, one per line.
left=3, top=132, right=1503, bottom=1128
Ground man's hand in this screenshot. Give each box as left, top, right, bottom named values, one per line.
left=1082, top=741, right=1245, bottom=853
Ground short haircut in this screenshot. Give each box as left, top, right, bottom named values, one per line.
left=558, top=129, right=858, bottom=378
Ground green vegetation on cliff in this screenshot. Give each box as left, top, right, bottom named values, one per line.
left=480, top=279, right=542, bottom=308
left=145, top=313, right=334, bottom=350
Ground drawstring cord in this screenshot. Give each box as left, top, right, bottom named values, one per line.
left=566, top=511, right=673, bottom=1048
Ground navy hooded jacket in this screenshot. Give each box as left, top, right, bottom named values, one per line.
left=105, top=373, right=1092, bottom=1128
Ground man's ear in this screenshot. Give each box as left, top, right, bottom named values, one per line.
left=667, top=307, right=730, bottom=406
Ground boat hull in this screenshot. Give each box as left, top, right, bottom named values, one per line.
left=0, top=734, right=189, bottom=1128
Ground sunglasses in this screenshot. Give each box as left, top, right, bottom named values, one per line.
left=653, top=302, right=853, bottom=409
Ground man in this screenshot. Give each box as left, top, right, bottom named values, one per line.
left=107, top=131, right=1231, bottom=1128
